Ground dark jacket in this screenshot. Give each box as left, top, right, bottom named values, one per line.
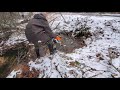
left=25, top=14, right=57, bottom=44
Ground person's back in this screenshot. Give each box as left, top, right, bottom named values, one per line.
left=25, top=14, right=56, bottom=43
left=25, top=13, right=57, bottom=58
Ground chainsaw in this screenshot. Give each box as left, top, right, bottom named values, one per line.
left=53, top=35, right=66, bottom=51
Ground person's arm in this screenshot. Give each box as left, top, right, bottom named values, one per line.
left=43, top=25, right=57, bottom=38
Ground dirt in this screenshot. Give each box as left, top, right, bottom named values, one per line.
left=13, top=64, right=40, bottom=78
left=0, top=46, right=29, bottom=78
left=56, top=33, right=87, bottom=53
left=0, top=57, right=6, bottom=66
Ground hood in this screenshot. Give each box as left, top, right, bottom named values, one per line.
left=33, top=14, right=46, bottom=20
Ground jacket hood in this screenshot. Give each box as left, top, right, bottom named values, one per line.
left=33, top=14, right=46, bottom=20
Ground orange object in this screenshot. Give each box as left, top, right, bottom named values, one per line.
left=55, top=36, right=62, bottom=41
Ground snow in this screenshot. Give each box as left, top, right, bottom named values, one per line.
left=17, top=23, right=28, bottom=29
left=50, top=13, right=120, bottom=33
left=112, top=58, right=120, bottom=70
left=4, top=31, right=27, bottom=46
left=6, top=69, right=22, bottom=78
left=7, top=13, right=120, bottom=78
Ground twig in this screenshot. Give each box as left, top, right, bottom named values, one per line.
left=8, top=57, right=17, bottom=69
left=88, top=72, right=103, bottom=78
left=20, top=53, right=27, bottom=61
left=49, top=17, right=58, bottom=27
left=55, top=65, right=63, bottom=78
left=49, top=17, right=57, bottom=24
left=50, top=20, right=55, bottom=27
left=111, top=74, right=115, bottom=78
left=53, top=22, right=60, bottom=30
left=60, top=13, right=66, bottom=22
left=108, top=60, right=120, bottom=73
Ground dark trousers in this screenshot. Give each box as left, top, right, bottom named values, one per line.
left=34, top=40, right=55, bottom=58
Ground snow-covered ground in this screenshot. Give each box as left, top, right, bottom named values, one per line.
left=4, top=31, right=27, bottom=46
left=7, top=13, right=120, bottom=78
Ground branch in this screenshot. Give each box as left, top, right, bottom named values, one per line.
left=88, top=72, right=103, bottom=78
left=55, top=65, right=63, bottom=78
left=108, top=60, right=120, bottom=73
left=60, top=13, right=66, bottom=22
left=53, top=22, right=60, bottom=30
left=49, top=17, right=57, bottom=24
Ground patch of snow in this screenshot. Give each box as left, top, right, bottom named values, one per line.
left=50, top=13, right=120, bottom=33
left=7, top=69, right=22, bottom=78
left=112, top=57, right=120, bottom=70
left=4, top=32, right=27, bottom=46
left=17, top=23, right=27, bottom=29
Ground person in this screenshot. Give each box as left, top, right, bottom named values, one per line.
left=25, top=13, right=61, bottom=58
